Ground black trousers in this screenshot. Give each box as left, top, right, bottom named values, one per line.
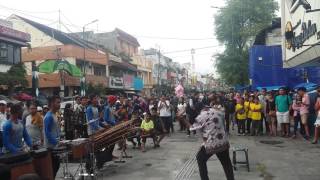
left=238, top=120, right=246, bottom=134
left=225, top=113, right=230, bottom=133
left=51, top=153, right=60, bottom=178
left=196, top=147, right=234, bottom=180
left=246, top=118, right=252, bottom=134
left=259, top=113, right=270, bottom=134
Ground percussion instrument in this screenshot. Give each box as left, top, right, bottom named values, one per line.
left=90, top=120, right=136, bottom=151
left=0, top=152, right=35, bottom=180
left=31, top=148, right=54, bottom=180
left=70, top=138, right=89, bottom=159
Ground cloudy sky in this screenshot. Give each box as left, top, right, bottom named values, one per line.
left=0, top=0, right=280, bottom=75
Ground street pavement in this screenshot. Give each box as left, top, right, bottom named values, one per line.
left=57, top=124, right=320, bottom=180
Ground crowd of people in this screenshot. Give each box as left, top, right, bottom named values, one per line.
left=0, top=85, right=319, bottom=179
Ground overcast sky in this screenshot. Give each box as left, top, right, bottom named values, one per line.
left=0, top=0, right=280, bottom=75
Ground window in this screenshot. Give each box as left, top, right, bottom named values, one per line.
left=93, top=64, right=106, bottom=76
left=13, top=47, right=21, bottom=64
left=0, top=42, right=21, bottom=64
left=0, top=42, right=8, bottom=60
left=7, top=44, right=14, bottom=64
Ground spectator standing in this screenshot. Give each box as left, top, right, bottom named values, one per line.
left=275, top=87, right=292, bottom=137
left=235, top=97, right=246, bottom=135
left=297, top=87, right=310, bottom=140
left=177, top=97, right=187, bottom=131
left=63, top=103, right=74, bottom=140
left=251, top=97, right=262, bottom=136
left=25, top=103, right=44, bottom=146
left=74, top=97, right=88, bottom=138
left=266, top=93, right=277, bottom=136
left=225, top=94, right=237, bottom=133
left=158, top=95, right=171, bottom=134
left=258, top=88, right=269, bottom=134
left=312, top=87, right=320, bottom=144
left=0, top=100, right=7, bottom=152
left=245, top=95, right=254, bottom=135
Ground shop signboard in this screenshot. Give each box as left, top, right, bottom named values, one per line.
left=109, top=76, right=123, bottom=89
left=282, top=0, right=320, bottom=67
left=123, top=74, right=134, bottom=89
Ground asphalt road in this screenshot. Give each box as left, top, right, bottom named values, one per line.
left=57, top=124, right=320, bottom=180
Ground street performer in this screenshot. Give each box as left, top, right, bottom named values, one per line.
left=191, top=103, right=234, bottom=180
left=86, top=94, right=112, bottom=170
left=3, top=104, right=32, bottom=154
left=43, top=95, right=61, bottom=178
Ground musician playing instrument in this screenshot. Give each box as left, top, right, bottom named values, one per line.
left=86, top=95, right=105, bottom=136
left=43, top=95, right=61, bottom=178
left=2, top=104, right=32, bottom=154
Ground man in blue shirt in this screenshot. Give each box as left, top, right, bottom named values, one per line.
left=3, top=104, right=32, bottom=154
left=43, top=95, right=61, bottom=178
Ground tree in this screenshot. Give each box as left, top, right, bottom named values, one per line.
left=214, top=0, right=278, bottom=85
left=0, top=63, right=28, bottom=95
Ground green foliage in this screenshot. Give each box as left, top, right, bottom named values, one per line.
left=87, top=83, right=105, bottom=96
left=0, top=63, right=28, bottom=94
left=214, top=0, right=279, bottom=85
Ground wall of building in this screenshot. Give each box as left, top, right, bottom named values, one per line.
left=8, top=16, right=63, bottom=48
left=265, top=28, right=282, bottom=46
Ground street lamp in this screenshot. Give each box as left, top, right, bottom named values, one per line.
left=81, top=19, right=98, bottom=96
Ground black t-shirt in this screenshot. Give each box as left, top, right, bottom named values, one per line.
left=225, top=99, right=236, bottom=114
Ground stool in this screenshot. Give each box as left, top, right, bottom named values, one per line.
left=232, top=146, right=250, bottom=172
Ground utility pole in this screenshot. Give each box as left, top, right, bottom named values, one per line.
left=58, top=9, right=61, bottom=31
left=82, top=19, right=98, bottom=96
left=157, top=48, right=161, bottom=96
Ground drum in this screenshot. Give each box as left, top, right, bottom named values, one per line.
left=70, top=138, right=89, bottom=159
left=0, top=152, right=35, bottom=180
left=51, top=146, right=68, bottom=156
left=31, top=148, right=54, bottom=180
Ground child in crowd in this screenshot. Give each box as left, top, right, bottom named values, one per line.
left=236, top=97, right=246, bottom=135
left=140, top=113, right=156, bottom=152
left=251, top=96, right=262, bottom=136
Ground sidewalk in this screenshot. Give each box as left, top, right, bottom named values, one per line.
left=56, top=127, right=320, bottom=180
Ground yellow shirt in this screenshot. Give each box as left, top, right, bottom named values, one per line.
left=245, top=101, right=252, bottom=119
left=251, top=103, right=262, bottom=121
left=140, top=119, right=154, bottom=131
left=236, top=104, right=246, bottom=120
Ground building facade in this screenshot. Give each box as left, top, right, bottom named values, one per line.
left=8, top=15, right=108, bottom=96
left=132, top=53, right=154, bottom=96
left=0, top=18, right=30, bottom=73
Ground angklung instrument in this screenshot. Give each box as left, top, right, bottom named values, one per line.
left=89, top=120, right=136, bottom=151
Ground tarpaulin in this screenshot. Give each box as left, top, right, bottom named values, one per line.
left=249, top=45, right=320, bottom=90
